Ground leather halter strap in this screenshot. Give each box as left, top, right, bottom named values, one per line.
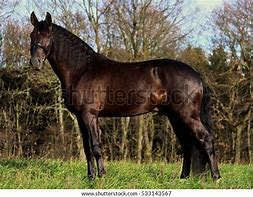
left=31, top=36, right=53, bottom=61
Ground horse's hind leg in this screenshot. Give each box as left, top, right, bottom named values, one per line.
left=166, top=112, right=192, bottom=178
left=181, top=145, right=192, bottom=178
left=182, top=114, right=220, bottom=179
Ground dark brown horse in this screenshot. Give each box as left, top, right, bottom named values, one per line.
left=29, top=12, right=220, bottom=179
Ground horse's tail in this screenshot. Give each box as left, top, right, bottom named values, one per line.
left=200, top=82, right=213, bottom=134
left=191, top=81, right=213, bottom=174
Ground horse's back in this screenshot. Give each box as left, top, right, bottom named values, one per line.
left=106, top=58, right=201, bottom=81
left=99, top=57, right=203, bottom=101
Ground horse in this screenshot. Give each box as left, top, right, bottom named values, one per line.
left=29, top=12, right=220, bottom=179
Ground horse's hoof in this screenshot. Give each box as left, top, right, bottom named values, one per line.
left=98, top=169, right=106, bottom=178
left=212, top=174, right=221, bottom=179
left=180, top=173, right=190, bottom=179
left=88, top=173, right=96, bottom=180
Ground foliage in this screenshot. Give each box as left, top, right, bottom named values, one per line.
left=2, top=20, right=31, bottom=67
left=208, top=45, right=228, bottom=71
left=208, top=0, right=252, bottom=163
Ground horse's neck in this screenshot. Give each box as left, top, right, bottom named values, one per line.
left=49, top=25, right=95, bottom=89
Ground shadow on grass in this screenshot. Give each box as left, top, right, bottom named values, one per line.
left=0, top=159, right=29, bottom=170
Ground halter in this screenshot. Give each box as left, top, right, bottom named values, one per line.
left=31, top=36, right=53, bottom=61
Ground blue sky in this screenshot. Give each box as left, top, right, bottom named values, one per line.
left=185, top=0, right=225, bottom=49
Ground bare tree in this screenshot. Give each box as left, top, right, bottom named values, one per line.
left=80, top=0, right=111, bottom=52
left=103, top=0, right=192, bottom=60
left=0, top=0, right=20, bottom=65
left=2, top=20, right=31, bottom=67
left=0, top=0, right=19, bottom=23
left=32, top=0, right=89, bottom=39
left=211, top=0, right=252, bottom=163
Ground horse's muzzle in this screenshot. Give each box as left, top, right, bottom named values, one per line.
left=30, top=56, right=43, bottom=70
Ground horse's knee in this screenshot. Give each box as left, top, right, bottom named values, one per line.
left=188, top=120, right=209, bottom=143
left=204, top=137, right=215, bottom=155
left=93, top=144, right=102, bottom=157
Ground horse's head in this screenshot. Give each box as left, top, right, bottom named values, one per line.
left=30, top=12, right=53, bottom=70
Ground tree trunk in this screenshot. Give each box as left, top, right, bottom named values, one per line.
left=3, top=110, right=10, bottom=157
left=234, top=124, right=242, bottom=163
left=172, top=134, right=178, bottom=162
left=250, top=109, right=253, bottom=164
left=143, top=114, right=154, bottom=163
left=83, top=0, right=101, bottom=52
left=58, top=90, right=65, bottom=145
left=120, top=117, right=130, bottom=160
left=249, top=72, right=253, bottom=164
left=240, top=107, right=251, bottom=163
left=16, top=103, right=23, bottom=157
left=69, top=113, right=85, bottom=160
left=250, top=120, right=253, bottom=164
left=137, top=115, right=144, bottom=164
left=163, top=117, right=176, bottom=162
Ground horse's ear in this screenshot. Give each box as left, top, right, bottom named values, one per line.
left=30, top=12, right=38, bottom=26
left=45, top=12, right=52, bottom=26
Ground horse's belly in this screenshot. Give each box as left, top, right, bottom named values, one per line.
left=98, top=108, right=154, bottom=117
left=97, top=85, right=166, bottom=117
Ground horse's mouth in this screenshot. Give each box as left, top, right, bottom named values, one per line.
left=30, top=57, right=43, bottom=70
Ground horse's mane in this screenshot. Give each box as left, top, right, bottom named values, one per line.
left=52, top=24, right=97, bottom=70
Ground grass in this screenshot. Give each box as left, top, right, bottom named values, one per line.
left=0, top=159, right=252, bottom=189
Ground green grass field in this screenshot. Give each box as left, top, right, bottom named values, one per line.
left=0, top=159, right=252, bottom=189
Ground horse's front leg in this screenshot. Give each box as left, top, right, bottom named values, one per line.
left=76, top=115, right=96, bottom=178
left=96, top=125, right=106, bottom=177
left=83, top=112, right=106, bottom=177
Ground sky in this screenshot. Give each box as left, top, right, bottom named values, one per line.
left=193, top=0, right=224, bottom=10
left=184, top=0, right=225, bottom=48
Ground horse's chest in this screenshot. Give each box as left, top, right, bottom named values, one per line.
left=62, top=88, right=83, bottom=113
